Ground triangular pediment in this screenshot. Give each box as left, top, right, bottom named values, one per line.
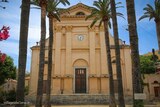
left=60, top=3, right=92, bottom=16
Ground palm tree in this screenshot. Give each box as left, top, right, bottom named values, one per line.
left=86, top=0, right=116, bottom=106
left=45, top=1, right=70, bottom=107
left=126, top=0, right=144, bottom=107
left=31, top=0, right=47, bottom=107
left=16, top=0, right=30, bottom=107
left=139, top=0, right=160, bottom=50
left=110, top=0, right=125, bottom=107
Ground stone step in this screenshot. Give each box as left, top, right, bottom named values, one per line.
left=25, top=94, right=133, bottom=105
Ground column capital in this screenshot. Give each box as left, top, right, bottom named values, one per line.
left=55, top=26, right=63, bottom=32
left=65, top=26, right=72, bottom=32
left=99, top=26, right=104, bottom=31
left=88, top=26, right=95, bottom=32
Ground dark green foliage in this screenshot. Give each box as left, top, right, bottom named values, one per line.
left=0, top=55, right=16, bottom=85
left=139, top=0, right=160, bottom=50
left=0, top=89, right=16, bottom=103
left=139, top=0, right=160, bottom=22
left=0, top=89, right=6, bottom=103
left=24, top=86, right=29, bottom=95
left=5, top=90, right=16, bottom=101
left=134, top=100, right=144, bottom=107
left=140, top=55, right=157, bottom=74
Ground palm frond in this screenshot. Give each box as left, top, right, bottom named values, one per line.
left=30, top=0, right=39, bottom=6
left=85, top=10, right=98, bottom=20
left=146, top=4, right=154, bottom=12
left=86, top=0, right=123, bottom=28
left=59, top=0, right=70, bottom=6
left=46, top=0, right=70, bottom=22
left=90, top=17, right=100, bottom=28
left=140, top=0, right=160, bottom=21
left=98, top=20, right=103, bottom=27
left=116, top=12, right=125, bottom=19
left=30, top=6, right=41, bottom=9
left=139, top=14, right=151, bottom=21
left=115, top=2, right=122, bottom=5
left=53, top=13, right=61, bottom=22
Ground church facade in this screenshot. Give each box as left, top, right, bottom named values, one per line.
left=29, top=3, right=133, bottom=96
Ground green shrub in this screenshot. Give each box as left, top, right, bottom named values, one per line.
left=0, top=89, right=16, bottom=103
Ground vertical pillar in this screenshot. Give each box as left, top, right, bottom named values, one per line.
left=88, top=26, right=99, bottom=93
left=88, top=26, right=96, bottom=75
left=54, top=26, right=62, bottom=76
left=65, top=26, right=72, bottom=75
left=64, top=26, right=73, bottom=94
left=99, top=26, right=108, bottom=75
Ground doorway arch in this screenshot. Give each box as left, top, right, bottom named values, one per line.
left=73, top=59, right=88, bottom=93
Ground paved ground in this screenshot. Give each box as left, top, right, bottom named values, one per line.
left=2, top=105, right=160, bottom=107
left=28, top=105, right=160, bottom=107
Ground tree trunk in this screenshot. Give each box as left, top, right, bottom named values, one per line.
left=44, top=14, right=53, bottom=107
left=110, top=0, right=125, bottom=107
left=103, top=20, right=116, bottom=107
left=16, top=0, right=30, bottom=107
left=126, top=0, right=143, bottom=107
left=36, top=1, right=47, bottom=107
left=156, top=20, right=160, bottom=50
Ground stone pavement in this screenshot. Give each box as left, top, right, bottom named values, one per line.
left=28, top=105, right=160, bottom=107
left=2, top=105, right=160, bottom=107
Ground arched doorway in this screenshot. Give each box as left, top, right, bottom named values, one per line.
left=73, top=59, right=88, bottom=93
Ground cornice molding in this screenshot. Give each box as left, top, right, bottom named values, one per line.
left=61, top=15, right=86, bottom=18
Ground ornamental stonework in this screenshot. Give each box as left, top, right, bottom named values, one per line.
left=99, top=26, right=104, bottom=31
left=88, top=26, right=95, bottom=32
left=65, top=26, right=72, bottom=32
left=55, top=26, right=62, bottom=32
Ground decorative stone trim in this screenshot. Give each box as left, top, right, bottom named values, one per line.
left=65, top=26, right=72, bottom=32
left=100, top=74, right=109, bottom=78
left=88, top=26, right=95, bottom=31
left=64, top=74, right=73, bottom=78
left=55, top=26, right=62, bottom=32
left=99, top=26, right=104, bottom=31
left=89, top=74, right=97, bottom=78
left=52, top=75, right=61, bottom=78
left=61, top=15, right=86, bottom=18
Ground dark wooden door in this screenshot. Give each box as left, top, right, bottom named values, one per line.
left=75, top=68, right=86, bottom=93
left=154, top=87, right=160, bottom=97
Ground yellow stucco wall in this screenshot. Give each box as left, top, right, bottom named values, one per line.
left=143, top=50, right=160, bottom=99
left=29, top=3, right=133, bottom=96
left=143, top=74, right=160, bottom=99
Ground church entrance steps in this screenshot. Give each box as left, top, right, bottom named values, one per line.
left=25, top=94, right=133, bottom=105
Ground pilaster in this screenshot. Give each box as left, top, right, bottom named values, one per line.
left=54, top=26, right=62, bottom=75
left=88, top=26, right=96, bottom=75
left=65, top=26, right=72, bottom=75
left=99, top=26, right=108, bottom=75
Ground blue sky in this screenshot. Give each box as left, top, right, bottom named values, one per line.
left=0, top=0, right=156, bottom=71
